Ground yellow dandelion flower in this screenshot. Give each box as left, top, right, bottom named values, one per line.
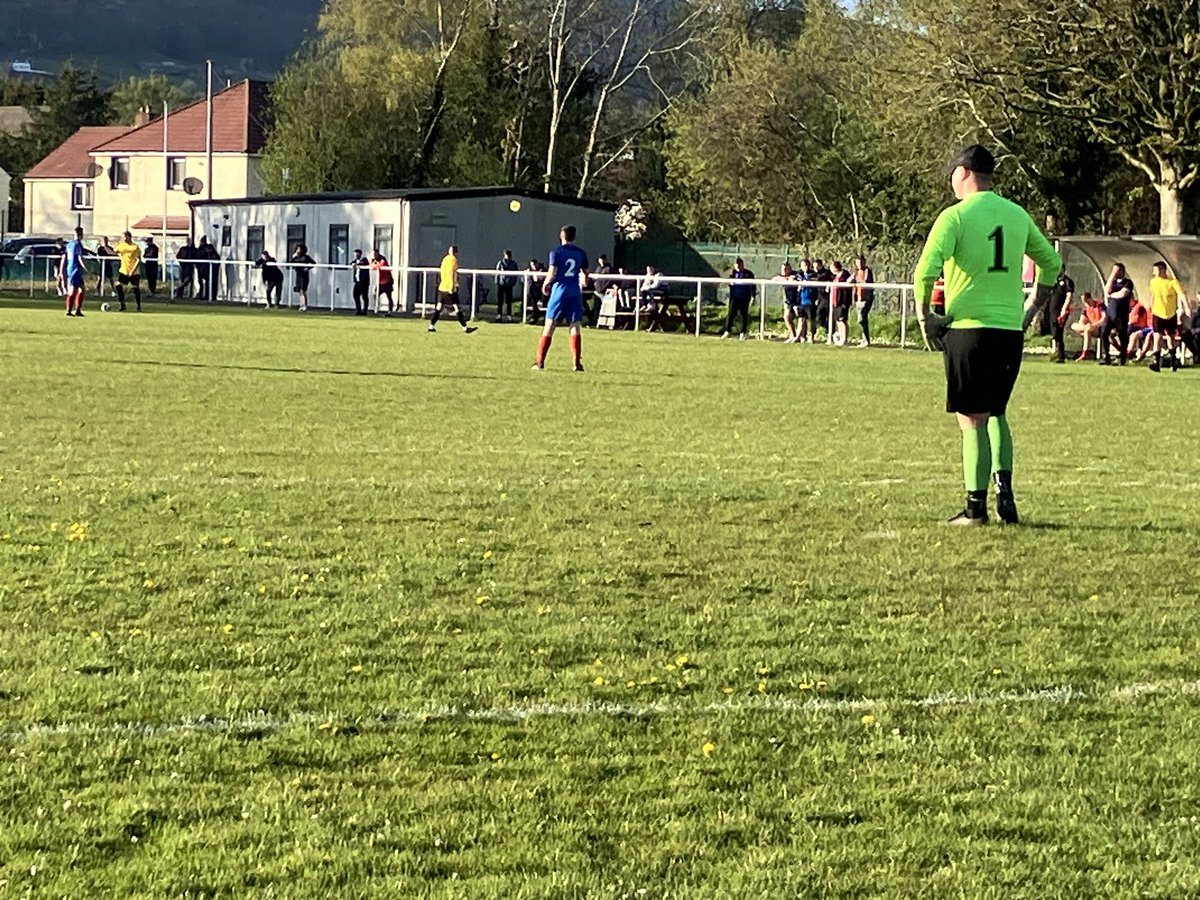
left=861, top=714, right=876, bottom=726
left=722, top=686, right=735, bottom=696
left=1087, top=594, right=1099, bottom=602
left=130, top=628, right=144, bottom=637
left=757, top=681, right=767, bottom=694
left=676, top=655, right=689, bottom=667
left=475, top=595, right=490, bottom=606
left=665, top=663, right=678, bottom=673
left=593, top=657, right=603, bottom=667
left=300, top=573, right=310, bottom=583
left=799, top=682, right=812, bottom=690
left=89, top=630, right=101, bottom=640
left=349, top=665, right=363, bottom=674
left=258, top=584, right=267, bottom=594
left=221, top=536, right=232, bottom=546
left=317, top=721, right=332, bottom=730
left=816, top=680, right=828, bottom=688
left=142, top=578, right=156, bottom=590
left=992, top=667, right=1002, bottom=675
left=482, top=550, right=493, bottom=560
left=626, top=680, right=636, bottom=688
left=702, top=741, right=717, bottom=757
left=221, top=623, right=234, bottom=634
left=50, top=522, right=60, bottom=531
left=593, top=675, right=606, bottom=686
left=757, top=666, right=772, bottom=677
left=536, top=605, right=549, bottom=615
left=490, top=752, right=501, bottom=761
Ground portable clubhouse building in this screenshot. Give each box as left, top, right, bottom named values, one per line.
left=189, top=187, right=617, bottom=311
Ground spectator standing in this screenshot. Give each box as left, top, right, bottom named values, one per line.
left=175, top=238, right=195, bottom=299
left=198, top=236, right=220, bottom=300
left=797, top=258, right=818, bottom=343
left=350, top=249, right=371, bottom=315
left=495, top=249, right=519, bottom=322
left=143, top=237, right=160, bottom=295
left=812, top=258, right=833, bottom=341
left=590, top=254, right=613, bottom=326
left=853, top=255, right=876, bottom=347
left=94, top=236, right=117, bottom=295
left=1099, top=263, right=1134, bottom=366
left=829, top=260, right=853, bottom=346
left=291, top=243, right=315, bottom=310
left=1046, top=266, right=1074, bottom=363
left=255, top=250, right=284, bottom=306
left=776, top=262, right=803, bottom=342
left=720, top=257, right=756, bottom=340
left=371, top=249, right=395, bottom=315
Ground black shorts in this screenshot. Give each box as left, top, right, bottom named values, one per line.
left=117, top=272, right=140, bottom=286
left=815, top=302, right=830, bottom=324
left=1153, top=315, right=1178, bottom=336
left=437, top=290, right=459, bottom=306
left=295, top=272, right=310, bottom=291
left=943, top=328, right=1024, bottom=416
left=379, top=282, right=393, bottom=297
left=834, top=303, right=851, bottom=323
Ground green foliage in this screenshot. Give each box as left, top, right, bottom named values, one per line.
left=108, top=75, right=199, bottom=127
left=1, top=302, right=1200, bottom=894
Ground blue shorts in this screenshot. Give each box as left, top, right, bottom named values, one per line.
left=67, top=271, right=86, bottom=290
left=546, top=286, right=584, bottom=323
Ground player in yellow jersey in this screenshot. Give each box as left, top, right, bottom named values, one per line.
left=114, top=230, right=143, bottom=311
left=914, top=145, right=1061, bottom=526
left=429, top=245, right=477, bottom=334
left=1146, top=261, right=1190, bottom=372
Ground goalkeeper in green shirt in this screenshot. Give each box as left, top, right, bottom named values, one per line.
left=914, top=145, right=1061, bottom=526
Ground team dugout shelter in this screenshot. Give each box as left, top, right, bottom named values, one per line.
left=189, top=187, right=617, bottom=311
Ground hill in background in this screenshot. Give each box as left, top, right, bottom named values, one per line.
left=0, top=0, right=323, bottom=84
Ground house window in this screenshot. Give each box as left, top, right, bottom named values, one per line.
left=373, top=224, right=393, bottom=263
left=111, top=157, right=130, bottom=189
left=167, top=157, right=185, bottom=190
left=71, top=182, right=93, bottom=210
left=246, top=225, right=264, bottom=262
left=328, top=224, right=349, bottom=267
left=286, top=224, right=306, bottom=260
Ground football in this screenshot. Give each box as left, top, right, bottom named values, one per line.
left=100, top=303, right=111, bottom=312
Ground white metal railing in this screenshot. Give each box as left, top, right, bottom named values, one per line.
left=2, top=251, right=940, bottom=346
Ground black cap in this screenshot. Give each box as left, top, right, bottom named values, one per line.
left=945, top=144, right=995, bottom=175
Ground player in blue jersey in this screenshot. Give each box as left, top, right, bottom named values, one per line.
left=58, top=226, right=88, bottom=317
left=533, top=225, right=589, bottom=371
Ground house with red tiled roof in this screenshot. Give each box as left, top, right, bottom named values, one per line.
left=22, top=126, right=128, bottom=235
left=22, top=80, right=270, bottom=239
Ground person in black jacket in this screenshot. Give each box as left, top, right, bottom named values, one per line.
left=350, top=249, right=371, bottom=315
left=175, top=239, right=195, bottom=298
left=720, top=257, right=757, bottom=340
left=143, top=237, right=160, bottom=295
left=255, top=250, right=284, bottom=307
left=291, top=244, right=316, bottom=311
left=196, top=236, right=219, bottom=301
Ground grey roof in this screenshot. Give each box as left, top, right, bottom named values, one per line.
left=188, top=186, right=618, bottom=212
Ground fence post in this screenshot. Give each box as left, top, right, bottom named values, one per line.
left=694, top=279, right=702, bottom=337
left=633, top=277, right=642, bottom=332
left=470, top=271, right=478, bottom=321
left=758, top=284, right=766, bottom=340
left=900, top=287, right=909, bottom=348
left=420, top=271, right=428, bottom=317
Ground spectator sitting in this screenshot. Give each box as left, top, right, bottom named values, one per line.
left=1126, top=300, right=1154, bottom=361
left=1070, top=292, right=1106, bottom=360
left=639, top=265, right=668, bottom=311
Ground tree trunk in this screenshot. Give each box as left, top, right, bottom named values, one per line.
left=1158, top=159, right=1189, bottom=235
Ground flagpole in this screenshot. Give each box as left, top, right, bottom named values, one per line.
left=205, top=60, right=214, bottom=202
left=162, top=101, right=169, bottom=255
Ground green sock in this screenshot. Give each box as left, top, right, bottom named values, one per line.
left=987, top=415, right=1013, bottom=474
left=961, top=425, right=991, bottom=492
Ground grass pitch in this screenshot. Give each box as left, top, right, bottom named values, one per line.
left=2, top=299, right=1199, bottom=897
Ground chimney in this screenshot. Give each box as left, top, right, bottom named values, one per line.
left=133, top=106, right=151, bottom=128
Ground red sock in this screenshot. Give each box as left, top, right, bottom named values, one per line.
left=536, top=335, right=552, bottom=365
left=570, top=334, right=581, bottom=363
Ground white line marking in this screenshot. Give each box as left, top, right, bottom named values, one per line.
left=4, top=680, right=1200, bottom=744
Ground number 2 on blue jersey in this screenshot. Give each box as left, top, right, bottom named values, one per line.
left=563, top=258, right=577, bottom=277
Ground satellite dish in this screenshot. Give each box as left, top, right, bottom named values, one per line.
left=86, top=162, right=103, bottom=178
left=183, top=177, right=204, bottom=196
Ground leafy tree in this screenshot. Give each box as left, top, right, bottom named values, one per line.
left=109, top=75, right=199, bottom=127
